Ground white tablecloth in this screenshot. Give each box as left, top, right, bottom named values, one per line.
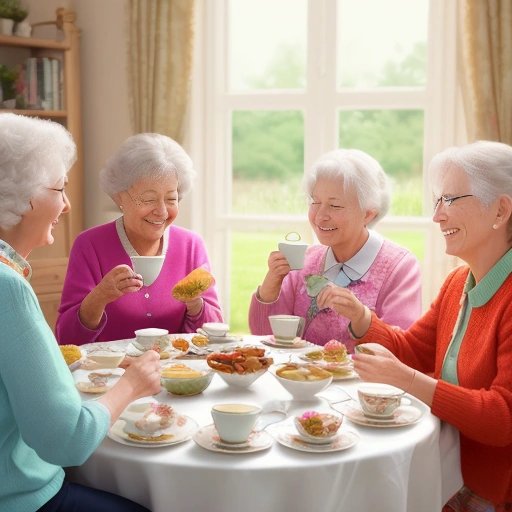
left=68, top=337, right=462, bottom=512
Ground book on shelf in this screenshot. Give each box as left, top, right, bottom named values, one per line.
left=21, top=56, right=63, bottom=111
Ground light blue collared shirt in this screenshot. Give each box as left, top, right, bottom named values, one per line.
left=323, top=230, right=384, bottom=283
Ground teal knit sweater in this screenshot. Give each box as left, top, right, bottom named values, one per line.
left=0, top=259, right=110, bottom=511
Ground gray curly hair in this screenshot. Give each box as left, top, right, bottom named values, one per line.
left=99, top=133, right=197, bottom=200
left=304, top=148, right=391, bottom=227
left=0, top=113, right=76, bottom=230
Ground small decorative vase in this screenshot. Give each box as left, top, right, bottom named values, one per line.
left=14, top=21, right=31, bottom=37
left=0, top=18, right=14, bottom=35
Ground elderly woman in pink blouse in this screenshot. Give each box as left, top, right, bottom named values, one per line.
left=56, top=133, right=223, bottom=345
left=248, top=148, right=422, bottom=352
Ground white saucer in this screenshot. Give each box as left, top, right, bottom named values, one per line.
left=193, top=424, right=273, bottom=453
left=275, top=429, right=359, bottom=453
left=342, top=403, right=423, bottom=428
left=196, top=329, right=243, bottom=344
left=125, top=341, right=185, bottom=360
left=260, top=336, right=309, bottom=349
left=108, top=414, right=198, bottom=447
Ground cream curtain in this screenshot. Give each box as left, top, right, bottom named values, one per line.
left=459, top=0, right=512, bottom=143
left=128, top=0, right=195, bottom=143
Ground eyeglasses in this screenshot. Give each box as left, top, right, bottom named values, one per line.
left=433, top=194, right=473, bottom=210
left=47, top=187, right=66, bottom=200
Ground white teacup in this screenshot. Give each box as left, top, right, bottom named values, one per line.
left=130, top=255, right=165, bottom=286
left=134, top=328, right=169, bottom=351
left=211, top=403, right=261, bottom=444
left=278, top=233, right=308, bottom=270
left=269, top=314, right=305, bottom=341
left=202, top=322, right=229, bottom=337
left=357, top=384, right=403, bottom=419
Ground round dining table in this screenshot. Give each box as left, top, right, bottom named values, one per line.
left=68, top=336, right=462, bottom=512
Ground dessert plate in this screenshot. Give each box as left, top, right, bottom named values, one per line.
left=329, top=369, right=359, bottom=381
left=193, top=424, right=273, bottom=453
left=275, top=429, right=359, bottom=453
left=342, top=403, right=423, bottom=428
left=75, top=368, right=124, bottom=394
left=108, top=414, right=198, bottom=447
left=299, top=352, right=352, bottom=364
left=260, top=336, right=309, bottom=349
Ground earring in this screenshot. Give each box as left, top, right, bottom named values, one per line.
left=492, top=223, right=498, bottom=230
left=119, top=205, right=124, bottom=211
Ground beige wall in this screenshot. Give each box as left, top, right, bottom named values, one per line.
left=23, top=0, right=193, bottom=230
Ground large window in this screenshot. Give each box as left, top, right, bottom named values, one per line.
left=197, top=0, right=462, bottom=333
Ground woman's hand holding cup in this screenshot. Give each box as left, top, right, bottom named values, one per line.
left=258, top=251, right=291, bottom=302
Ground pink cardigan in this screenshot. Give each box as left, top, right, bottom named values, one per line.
left=56, top=222, right=223, bottom=345
left=248, top=240, right=421, bottom=351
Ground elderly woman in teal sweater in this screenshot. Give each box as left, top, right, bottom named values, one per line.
left=0, top=114, right=161, bottom=512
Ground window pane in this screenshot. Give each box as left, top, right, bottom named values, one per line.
left=230, top=230, right=282, bottom=333
left=232, top=110, right=305, bottom=214
left=337, top=0, right=428, bottom=88
left=228, top=0, right=307, bottom=90
left=338, top=109, right=424, bottom=216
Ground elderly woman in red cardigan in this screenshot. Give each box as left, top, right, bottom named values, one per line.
left=318, top=141, right=512, bottom=511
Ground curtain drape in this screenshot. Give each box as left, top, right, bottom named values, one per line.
left=459, top=0, right=512, bottom=143
left=128, top=0, right=195, bottom=143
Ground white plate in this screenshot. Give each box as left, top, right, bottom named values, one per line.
left=193, top=424, right=273, bottom=453
left=75, top=368, right=124, bottom=394
left=342, top=403, right=423, bottom=428
left=260, top=336, right=309, bottom=349
left=108, top=414, right=198, bottom=447
left=299, top=352, right=352, bottom=364
left=275, top=429, right=359, bottom=453
left=329, top=370, right=359, bottom=381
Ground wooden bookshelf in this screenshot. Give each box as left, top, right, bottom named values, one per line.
left=0, top=8, right=82, bottom=331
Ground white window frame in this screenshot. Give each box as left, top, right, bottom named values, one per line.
left=190, top=0, right=467, bottom=322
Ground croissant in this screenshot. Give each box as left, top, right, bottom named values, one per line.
left=172, top=267, right=215, bottom=301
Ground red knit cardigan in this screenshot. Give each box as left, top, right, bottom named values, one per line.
left=361, top=266, right=512, bottom=505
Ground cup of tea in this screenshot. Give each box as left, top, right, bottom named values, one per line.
left=130, top=255, right=165, bottom=286
left=134, top=327, right=170, bottom=351
left=269, top=314, right=305, bottom=341
left=357, top=383, right=403, bottom=419
left=211, top=403, right=262, bottom=444
left=278, top=232, right=308, bottom=270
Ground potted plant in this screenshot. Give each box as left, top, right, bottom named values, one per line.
left=0, top=0, right=28, bottom=35
left=0, top=64, right=18, bottom=108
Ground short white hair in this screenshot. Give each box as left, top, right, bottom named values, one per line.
left=99, top=133, right=197, bottom=200
left=428, top=140, right=512, bottom=241
left=0, top=113, right=76, bottom=230
left=304, top=148, right=391, bottom=226
left=428, top=140, right=512, bottom=204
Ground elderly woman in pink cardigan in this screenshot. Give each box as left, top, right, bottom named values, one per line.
left=56, top=133, right=223, bottom=345
left=248, top=148, right=421, bottom=352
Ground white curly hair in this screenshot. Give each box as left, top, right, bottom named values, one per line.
left=99, top=133, right=197, bottom=200
left=304, top=148, right=391, bottom=227
left=0, top=113, right=76, bottom=230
